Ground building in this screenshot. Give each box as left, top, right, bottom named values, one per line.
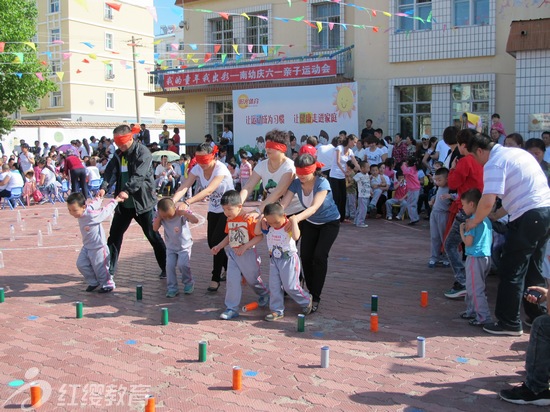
left=20, top=0, right=156, bottom=123
left=146, top=0, right=550, bottom=147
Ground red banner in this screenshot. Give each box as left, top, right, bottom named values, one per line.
left=163, top=59, right=337, bottom=88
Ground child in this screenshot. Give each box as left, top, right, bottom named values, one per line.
left=401, top=156, right=421, bottom=225
left=67, top=192, right=123, bottom=293
left=212, top=190, right=269, bottom=320
left=369, top=163, right=387, bottom=216
left=353, top=161, right=372, bottom=228
left=23, top=170, right=37, bottom=206
left=428, top=168, right=453, bottom=268
left=385, top=170, right=408, bottom=220
left=345, top=168, right=357, bottom=221
left=255, top=203, right=313, bottom=321
left=239, top=151, right=252, bottom=190
left=153, top=198, right=198, bottom=298
left=459, top=189, right=493, bottom=326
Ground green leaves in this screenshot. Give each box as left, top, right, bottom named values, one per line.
left=0, top=0, right=57, bottom=135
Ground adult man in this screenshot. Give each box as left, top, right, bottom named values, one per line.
left=499, top=286, right=550, bottom=405
left=465, top=133, right=550, bottom=336
left=361, top=119, right=375, bottom=140
left=99, top=125, right=166, bottom=278
left=42, top=142, right=50, bottom=157
left=138, top=124, right=150, bottom=146
left=31, top=140, right=41, bottom=156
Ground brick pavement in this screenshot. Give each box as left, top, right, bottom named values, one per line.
left=0, top=201, right=533, bottom=411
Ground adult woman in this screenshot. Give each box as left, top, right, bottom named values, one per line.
left=406, top=136, right=417, bottom=157
left=422, top=136, right=439, bottom=173
left=504, top=132, right=524, bottom=148
left=525, top=138, right=550, bottom=185
left=329, top=134, right=359, bottom=222
left=280, top=153, right=340, bottom=312
left=240, top=129, right=303, bottom=216
left=63, top=149, right=88, bottom=198
left=172, top=127, right=181, bottom=154
left=173, top=143, right=234, bottom=292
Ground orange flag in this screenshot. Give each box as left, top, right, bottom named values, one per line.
left=106, top=2, right=121, bottom=11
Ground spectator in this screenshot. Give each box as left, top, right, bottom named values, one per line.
left=64, top=149, right=88, bottom=199
left=361, top=119, right=375, bottom=139
left=504, top=132, right=524, bottom=149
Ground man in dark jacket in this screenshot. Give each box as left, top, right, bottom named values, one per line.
left=99, top=124, right=166, bottom=278
left=138, top=124, right=150, bottom=146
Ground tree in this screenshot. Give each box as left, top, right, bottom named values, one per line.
left=0, top=0, right=57, bottom=135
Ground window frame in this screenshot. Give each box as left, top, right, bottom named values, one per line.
left=104, top=3, right=113, bottom=20
left=106, top=92, right=115, bottom=110
left=210, top=100, right=233, bottom=140
left=210, top=17, right=234, bottom=60
left=397, top=0, right=432, bottom=32
left=105, top=63, right=115, bottom=80
left=451, top=82, right=490, bottom=133
left=50, top=91, right=62, bottom=108
left=50, top=59, right=62, bottom=74
left=397, top=85, right=432, bottom=139
left=49, top=0, right=60, bottom=14
left=246, top=12, right=269, bottom=56
left=105, top=32, right=114, bottom=51
left=453, top=0, right=490, bottom=27
left=50, top=28, right=61, bottom=43
left=311, top=2, right=342, bottom=51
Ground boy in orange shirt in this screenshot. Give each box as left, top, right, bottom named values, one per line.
left=212, top=190, right=269, bottom=320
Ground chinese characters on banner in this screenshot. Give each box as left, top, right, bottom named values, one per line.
left=163, top=60, right=337, bottom=88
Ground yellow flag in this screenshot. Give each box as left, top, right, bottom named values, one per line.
left=89, top=53, right=97, bottom=60
left=74, top=0, right=88, bottom=10
left=24, top=42, right=36, bottom=50
left=232, top=44, right=240, bottom=55
left=56, top=72, right=64, bottom=81
left=186, top=53, right=194, bottom=60
left=383, top=11, right=392, bottom=17
left=316, top=22, right=322, bottom=33
left=153, top=39, right=162, bottom=45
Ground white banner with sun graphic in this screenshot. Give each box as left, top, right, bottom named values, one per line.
left=232, top=82, right=358, bottom=152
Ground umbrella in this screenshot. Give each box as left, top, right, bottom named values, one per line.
left=152, top=150, right=180, bottom=162
left=56, top=144, right=74, bottom=153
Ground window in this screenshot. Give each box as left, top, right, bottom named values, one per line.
left=166, top=60, right=173, bottom=69
left=311, top=2, right=341, bottom=50
left=106, top=92, right=114, bottom=110
left=154, top=45, right=158, bottom=53
left=246, top=13, right=268, bottom=55
left=104, top=3, right=113, bottom=20
left=165, top=43, right=172, bottom=52
left=397, top=0, right=432, bottom=31
left=51, top=91, right=62, bottom=107
left=451, top=83, right=490, bottom=132
left=211, top=17, right=233, bottom=59
left=50, top=60, right=61, bottom=73
left=179, top=41, right=185, bottom=51
left=210, top=101, right=233, bottom=139
left=105, top=64, right=114, bottom=80
left=398, top=86, right=432, bottom=139
left=105, top=33, right=113, bottom=50
left=49, top=0, right=59, bottom=13
left=50, top=28, right=60, bottom=43
left=454, top=0, right=489, bottom=26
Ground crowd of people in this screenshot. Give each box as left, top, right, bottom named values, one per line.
left=1, top=116, right=550, bottom=406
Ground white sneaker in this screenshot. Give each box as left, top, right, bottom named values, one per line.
left=355, top=224, right=369, bottom=228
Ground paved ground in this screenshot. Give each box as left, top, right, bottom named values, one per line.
left=0, top=200, right=534, bottom=411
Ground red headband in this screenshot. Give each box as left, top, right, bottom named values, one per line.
left=195, top=145, right=218, bottom=165
left=296, top=161, right=324, bottom=176
left=266, top=141, right=287, bottom=153
left=113, top=125, right=140, bottom=147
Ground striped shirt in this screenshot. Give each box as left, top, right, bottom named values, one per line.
left=483, top=144, right=550, bottom=221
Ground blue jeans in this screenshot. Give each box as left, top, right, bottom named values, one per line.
left=444, top=210, right=468, bottom=286
left=526, top=314, right=550, bottom=394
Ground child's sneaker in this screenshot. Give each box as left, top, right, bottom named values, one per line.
left=265, top=312, right=284, bottom=321
left=220, top=309, right=239, bottom=320
left=86, top=284, right=99, bottom=292
left=439, top=260, right=450, bottom=268
left=355, top=224, right=368, bottom=228
left=166, top=290, right=179, bottom=298
left=258, top=294, right=269, bottom=307
left=386, top=216, right=393, bottom=220
left=98, top=286, right=114, bottom=294
left=428, top=259, right=436, bottom=268
left=183, top=283, right=194, bottom=294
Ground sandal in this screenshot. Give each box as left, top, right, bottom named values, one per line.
left=265, top=312, right=284, bottom=322
left=460, top=312, right=475, bottom=320
left=207, top=281, right=220, bottom=292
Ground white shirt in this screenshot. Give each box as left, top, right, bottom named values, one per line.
left=190, top=161, right=234, bottom=213
left=6, top=170, right=24, bottom=191
left=329, top=145, right=352, bottom=179
left=0, top=171, right=8, bottom=190
left=222, top=130, right=233, bottom=143
left=86, top=166, right=101, bottom=181
left=436, top=139, right=451, bottom=163
left=78, top=145, right=89, bottom=158
left=19, top=152, right=34, bottom=173
left=316, top=144, right=335, bottom=172
left=483, top=144, right=550, bottom=221
left=364, top=147, right=384, bottom=165
left=253, top=157, right=303, bottom=215
left=41, top=167, right=56, bottom=186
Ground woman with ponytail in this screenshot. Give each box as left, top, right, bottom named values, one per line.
left=279, top=153, right=340, bottom=313
left=173, top=143, right=234, bottom=292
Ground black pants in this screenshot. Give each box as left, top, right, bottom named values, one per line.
left=495, top=207, right=550, bottom=329
left=107, top=206, right=166, bottom=276
left=300, top=219, right=340, bottom=302
left=376, top=194, right=387, bottom=215
left=329, top=177, right=346, bottom=222
left=207, top=212, right=228, bottom=282
left=70, top=168, right=88, bottom=198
